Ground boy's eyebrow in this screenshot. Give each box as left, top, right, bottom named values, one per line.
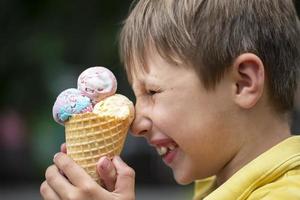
left=143, top=73, right=160, bottom=84
left=131, top=75, right=158, bottom=90
left=131, top=78, right=145, bottom=91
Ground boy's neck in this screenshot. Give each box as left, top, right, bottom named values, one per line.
left=215, top=109, right=291, bottom=187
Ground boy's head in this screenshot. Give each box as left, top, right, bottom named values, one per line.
left=120, top=0, right=300, bottom=114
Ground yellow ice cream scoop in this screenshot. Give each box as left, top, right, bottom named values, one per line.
left=93, top=94, right=134, bottom=121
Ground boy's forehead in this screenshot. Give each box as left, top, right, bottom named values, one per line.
left=129, top=66, right=159, bottom=87
left=126, top=61, right=148, bottom=86
left=126, top=44, right=193, bottom=86
left=126, top=49, right=157, bottom=84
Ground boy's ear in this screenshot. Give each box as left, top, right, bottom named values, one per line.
left=232, top=53, right=265, bottom=109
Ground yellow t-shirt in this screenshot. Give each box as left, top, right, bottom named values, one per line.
left=194, top=136, right=300, bottom=200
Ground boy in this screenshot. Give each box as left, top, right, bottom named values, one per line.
left=40, top=0, right=300, bottom=199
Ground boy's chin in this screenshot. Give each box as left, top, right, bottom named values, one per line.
left=173, top=171, right=194, bottom=185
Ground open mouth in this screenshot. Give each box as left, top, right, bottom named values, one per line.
left=156, top=143, right=179, bottom=164
left=156, top=143, right=177, bottom=156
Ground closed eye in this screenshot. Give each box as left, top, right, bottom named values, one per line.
left=147, top=90, right=157, bottom=96
left=147, top=87, right=163, bottom=96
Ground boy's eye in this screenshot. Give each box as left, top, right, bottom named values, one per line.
left=147, top=90, right=157, bottom=96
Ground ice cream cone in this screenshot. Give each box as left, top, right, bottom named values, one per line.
left=52, top=66, right=134, bottom=184
left=64, top=110, right=132, bottom=183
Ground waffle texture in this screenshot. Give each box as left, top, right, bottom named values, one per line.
left=65, top=112, right=131, bottom=183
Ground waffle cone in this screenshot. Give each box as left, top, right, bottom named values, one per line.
left=64, top=112, right=131, bottom=183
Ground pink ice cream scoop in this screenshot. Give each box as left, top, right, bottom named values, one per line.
left=52, top=88, right=93, bottom=125
left=77, top=66, right=117, bottom=104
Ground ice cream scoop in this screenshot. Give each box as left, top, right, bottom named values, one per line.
left=93, top=94, right=134, bottom=121
left=52, top=88, right=93, bottom=125
left=77, top=66, right=117, bottom=104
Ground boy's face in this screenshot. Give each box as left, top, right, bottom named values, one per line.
left=130, top=52, right=241, bottom=184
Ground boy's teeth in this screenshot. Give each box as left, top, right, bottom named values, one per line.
left=169, top=144, right=175, bottom=150
left=156, top=144, right=177, bottom=156
left=157, top=146, right=167, bottom=156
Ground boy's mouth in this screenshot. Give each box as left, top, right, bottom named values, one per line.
left=150, top=139, right=179, bottom=164
left=155, top=142, right=179, bottom=164
left=156, top=143, right=177, bottom=156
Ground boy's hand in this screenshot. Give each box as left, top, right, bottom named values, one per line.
left=59, top=143, right=117, bottom=191
left=40, top=153, right=135, bottom=200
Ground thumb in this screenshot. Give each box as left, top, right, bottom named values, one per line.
left=112, top=156, right=135, bottom=196
left=97, top=156, right=117, bottom=192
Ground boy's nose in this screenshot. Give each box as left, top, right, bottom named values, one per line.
left=130, top=115, right=152, bottom=137
left=130, top=100, right=152, bottom=137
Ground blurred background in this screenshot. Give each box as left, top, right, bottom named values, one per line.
left=0, top=0, right=299, bottom=199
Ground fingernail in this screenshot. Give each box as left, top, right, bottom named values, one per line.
left=53, top=152, right=60, bottom=162
left=99, top=156, right=110, bottom=170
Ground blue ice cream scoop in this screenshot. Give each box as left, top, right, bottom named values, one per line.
left=52, top=88, right=93, bottom=125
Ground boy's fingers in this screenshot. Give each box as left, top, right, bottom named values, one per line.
left=97, top=156, right=117, bottom=192
left=44, top=165, right=76, bottom=199
left=49, top=153, right=114, bottom=199
left=113, top=156, right=135, bottom=196
left=53, top=153, right=97, bottom=188
left=60, top=143, right=67, bottom=153
left=40, top=181, right=60, bottom=200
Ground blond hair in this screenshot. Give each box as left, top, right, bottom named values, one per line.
left=119, top=0, right=300, bottom=112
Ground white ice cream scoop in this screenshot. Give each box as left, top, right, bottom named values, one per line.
left=77, top=66, right=117, bottom=104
